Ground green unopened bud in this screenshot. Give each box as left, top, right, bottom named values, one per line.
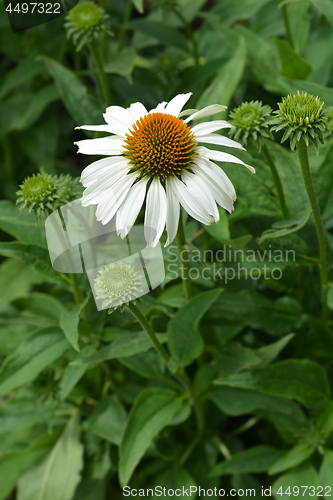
left=270, top=91, right=329, bottom=153
left=94, top=262, right=143, bottom=310
left=16, top=171, right=82, bottom=220
left=228, top=101, right=273, bottom=150
left=64, top=2, right=112, bottom=51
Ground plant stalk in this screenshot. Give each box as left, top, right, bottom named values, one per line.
left=176, top=215, right=193, bottom=302
left=297, top=137, right=329, bottom=319
left=262, top=142, right=290, bottom=219
left=89, top=40, right=111, bottom=106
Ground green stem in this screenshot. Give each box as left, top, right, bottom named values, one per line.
left=172, top=6, right=199, bottom=65
left=89, top=40, right=111, bottom=106
left=127, top=302, right=171, bottom=365
left=297, top=137, right=329, bottom=319
left=116, top=0, right=133, bottom=53
left=262, top=142, right=290, bottom=219
left=176, top=215, right=193, bottom=302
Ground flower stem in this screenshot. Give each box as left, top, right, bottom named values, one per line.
left=262, top=142, right=290, bottom=219
left=280, top=1, right=294, bottom=50
left=127, top=302, right=171, bottom=365
left=176, top=214, right=193, bottom=302
left=117, top=0, right=133, bottom=52
left=89, top=40, right=111, bottom=106
left=297, top=137, right=329, bottom=319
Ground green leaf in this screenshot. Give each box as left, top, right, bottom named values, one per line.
left=168, top=289, right=222, bottom=368
left=195, top=40, right=246, bottom=118
left=60, top=345, right=95, bottom=400
left=119, top=388, right=183, bottom=486
left=40, top=56, right=101, bottom=125
left=211, top=0, right=271, bottom=26
left=85, top=396, right=127, bottom=445
left=268, top=443, right=314, bottom=475
left=17, top=415, right=83, bottom=500
left=254, top=334, right=295, bottom=368
left=317, top=403, right=333, bottom=438
left=119, top=349, right=165, bottom=378
left=131, top=0, right=144, bottom=13
left=14, top=293, right=65, bottom=325
left=328, top=287, right=333, bottom=311
left=104, top=47, right=137, bottom=83
left=0, top=201, right=47, bottom=247
left=74, top=332, right=167, bottom=366
left=153, top=467, right=197, bottom=499
left=0, top=259, right=43, bottom=304
left=258, top=211, right=311, bottom=245
left=272, top=463, right=320, bottom=499
left=311, top=0, right=333, bottom=25
left=273, top=38, right=312, bottom=80
left=215, top=342, right=261, bottom=377
left=287, top=1, right=310, bottom=53
left=0, top=59, right=43, bottom=99
left=0, top=242, right=65, bottom=283
left=319, top=450, right=333, bottom=487
left=205, top=207, right=252, bottom=248
left=60, top=296, right=89, bottom=352
left=0, top=329, right=68, bottom=397
left=214, top=360, right=331, bottom=408
left=128, top=20, right=188, bottom=50
left=211, top=446, right=284, bottom=476
left=0, top=450, right=46, bottom=500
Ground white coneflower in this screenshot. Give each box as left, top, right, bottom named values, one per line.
left=75, top=93, right=255, bottom=247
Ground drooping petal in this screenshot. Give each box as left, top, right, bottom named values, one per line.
left=182, top=171, right=219, bottom=222
left=192, top=162, right=235, bottom=213
left=95, top=173, right=138, bottom=225
left=179, top=108, right=198, bottom=118
left=196, top=133, right=244, bottom=149
left=165, top=178, right=180, bottom=247
left=144, top=177, right=167, bottom=247
left=202, top=147, right=256, bottom=173
left=194, top=157, right=236, bottom=201
left=81, top=158, right=129, bottom=185
left=192, top=120, right=233, bottom=137
left=116, top=176, right=148, bottom=238
left=75, top=137, right=124, bottom=156
left=164, top=93, right=192, bottom=117
left=169, top=176, right=214, bottom=225
left=82, top=164, right=129, bottom=199
left=185, top=105, right=227, bottom=123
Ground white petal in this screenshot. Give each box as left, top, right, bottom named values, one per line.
left=165, top=178, right=180, bottom=247
left=126, top=102, right=148, bottom=122
left=81, top=158, right=129, bottom=185
left=144, top=178, right=167, bottom=247
left=179, top=108, right=198, bottom=118
left=196, top=133, right=244, bottom=150
left=192, top=162, right=235, bottom=213
left=76, top=124, right=122, bottom=135
left=185, top=104, right=227, bottom=123
left=192, top=120, right=233, bottom=137
left=194, top=157, right=236, bottom=201
left=95, top=173, right=137, bottom=224
left=169, top=176, right=213, bottom=225
left=82, top=164, right=129, bottom=197
left=149, top=101, right=167, bottom=114
left=116, top=177, right=148, bottom=238
left=103, top=105, right=135, bottom=128
left=75, top=137, right=124, bottom=156
left=202, top=147, right=255, bottom=173
left=164, top=93, right=192, bottom=117
left=182, top=171, right=219, bottom=222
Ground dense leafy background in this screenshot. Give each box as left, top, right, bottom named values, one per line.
left=1, top=0, right=333, bottom=498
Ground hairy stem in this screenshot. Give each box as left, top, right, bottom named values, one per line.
left=297, top=137, right=329, bottom=319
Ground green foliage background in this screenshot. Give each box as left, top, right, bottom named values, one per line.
left=1, top=0, right=333, bottom=497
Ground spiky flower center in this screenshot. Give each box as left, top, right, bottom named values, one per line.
left=123, top=112, right=197, bottom=179
left=20, top=174, right=55, bottom=202
left=95, top=263, right=140, bottom=300
left=279, top=91, right=324, bottom=126
left=69, top=2, right=103, bottom=29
